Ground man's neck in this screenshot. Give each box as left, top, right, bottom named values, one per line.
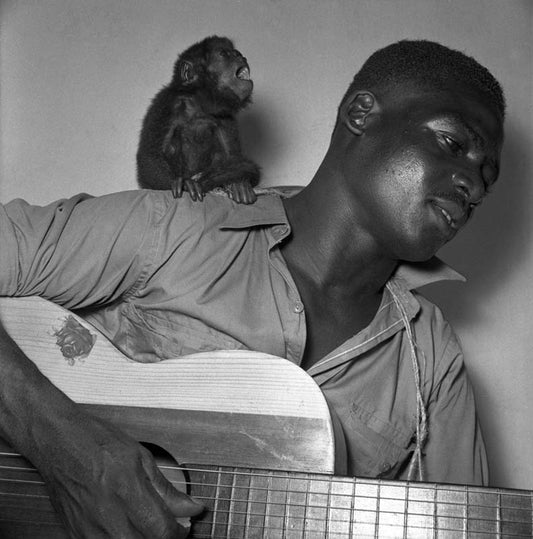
left=280, top=178, right=398, bottom=368
left=280, top=177, right=397, bottom=300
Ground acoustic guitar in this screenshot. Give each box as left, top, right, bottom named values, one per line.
left=0, top=297, right=531, bottom=538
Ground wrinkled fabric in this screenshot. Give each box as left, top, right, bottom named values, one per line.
left=0, top=189, right=488, bottom=484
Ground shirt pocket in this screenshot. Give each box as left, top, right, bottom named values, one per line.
left=342, top=402, right=415, bottom=479
left=124, top=303, right=246, bottom=361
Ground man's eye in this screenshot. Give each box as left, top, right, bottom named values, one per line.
left=439, top=133, right=464, bottom=156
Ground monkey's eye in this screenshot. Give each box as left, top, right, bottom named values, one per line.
left=219, top=49, right=229, bottom=58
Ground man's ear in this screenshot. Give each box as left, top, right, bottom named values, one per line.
left=179, top=60, right=198, bottom=85
left=342, top=91, right=380, bottom=135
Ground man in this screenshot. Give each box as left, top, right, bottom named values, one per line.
left=0, top=40, right=504, bottom=538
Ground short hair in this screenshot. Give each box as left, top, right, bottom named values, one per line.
left=342, top=40, right=505, bottom=120
left=172, top=36, right=234, bottom=81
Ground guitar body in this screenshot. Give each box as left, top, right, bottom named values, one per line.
left=0, top=297, right=532, bottom=538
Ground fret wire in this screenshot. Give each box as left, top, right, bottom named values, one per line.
left=497, top=491, right=502, bottom=536
left=375, top=480, right=381, bottom=538
left=243, top=465, right=252, bottom=539
left=325, top=471, right=332, bottom=538
left=264, top=469, right=273, bottom=536
left=349, top=472, right=355, bottom=539
left=210, top=467, right=222, bottom=537
left=403, top=481, right=409, bottom=539
left=303, top=474, right=310, bottom=538
left=282, top=474, right=289, bottom=539
left=462, top=485, right=468, bottom=537
left=227, top=466, right=235, bottom=536
left=432, top=482, right=438, bottom=538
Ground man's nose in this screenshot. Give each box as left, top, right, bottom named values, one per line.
left=452, top=172, right=485, bottom=206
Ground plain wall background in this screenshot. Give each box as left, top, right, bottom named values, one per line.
left=1, top=0, right=531, bottom=489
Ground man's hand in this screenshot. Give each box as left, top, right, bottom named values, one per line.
left=38, top=412, right=204, bottom=538
left=0, top=322, right=203, bottom=538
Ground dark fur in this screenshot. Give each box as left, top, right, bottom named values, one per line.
left=137, top=36, right=260, bottom=203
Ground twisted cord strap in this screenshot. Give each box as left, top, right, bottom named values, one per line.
left=386, top=281, right=428, bottom=481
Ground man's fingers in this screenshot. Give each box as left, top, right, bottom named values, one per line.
left=150, top=466, right=205, bottom=518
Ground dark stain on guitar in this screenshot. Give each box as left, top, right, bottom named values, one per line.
left=53, top=316, right=97, bottom=365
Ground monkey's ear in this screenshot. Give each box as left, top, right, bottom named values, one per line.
left=341, top=91, right=380, bottom=135
left=179, top=60, right=198, bottom=85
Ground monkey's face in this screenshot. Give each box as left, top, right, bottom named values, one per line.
left=207, top=42, right=253, bottom=102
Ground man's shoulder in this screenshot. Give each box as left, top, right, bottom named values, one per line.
left=165, top=190, right=290, bottom=231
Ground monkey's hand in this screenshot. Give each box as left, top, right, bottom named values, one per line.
left=226, top=179, right=258, bottom=204
left=170, top=175, right=206, bottom=201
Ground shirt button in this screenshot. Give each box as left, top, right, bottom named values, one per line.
left=293, top=301, right=304, bottom=313
left=273, top=225, right=288, bottom=237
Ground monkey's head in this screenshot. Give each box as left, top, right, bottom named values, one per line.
left=173, top=36, right=253, bottom=112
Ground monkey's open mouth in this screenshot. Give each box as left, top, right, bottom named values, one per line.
left=236, top=66, right=251, bottom=80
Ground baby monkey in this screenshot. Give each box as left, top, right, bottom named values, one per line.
left=137, top=36, right=260, bottom=204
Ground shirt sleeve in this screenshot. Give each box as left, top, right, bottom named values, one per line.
left=422, top=327, right=489, bottom=486
left=0, top=190, right=167, bottom=309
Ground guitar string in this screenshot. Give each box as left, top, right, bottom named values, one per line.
left=0, top=484, right=530, bottom=537
left=2, top=455, right=532, bottom=502
left=0, top=460, right=530, bottom=531
left=0, top=486, right=529, bottom=531
left=0, top=466, right=531, bottom=516
left=1, top=463, right=531, bottom=510
left=0, top=511, right=530, bottom=539
left=0, top=490, right=528, bottom=536
left=0, top=473, right=530, bottom=518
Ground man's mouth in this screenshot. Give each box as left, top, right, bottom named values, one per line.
left=236, top=65, right=251, bottom=80
left=431, top=196, right=468, bottom=231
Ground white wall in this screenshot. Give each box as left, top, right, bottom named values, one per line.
left=1, top=0, right=531, bottom=489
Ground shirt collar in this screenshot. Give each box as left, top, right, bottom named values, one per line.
left=219, top=193, right=289, bottom=230
left=220, top=193, right=465, bottom=289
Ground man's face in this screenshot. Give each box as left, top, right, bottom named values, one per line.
left=342, top=85, right=503, bottom=262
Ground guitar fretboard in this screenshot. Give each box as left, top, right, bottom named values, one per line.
left=186, top=465, right=533, bottom=538
left=0, top=452, right=532, bottom=538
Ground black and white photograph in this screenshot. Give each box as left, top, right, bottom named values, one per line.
left=0, top=0, right=531, bottom=537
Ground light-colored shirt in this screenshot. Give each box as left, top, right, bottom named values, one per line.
left=0, top=189, right=488, bottom=484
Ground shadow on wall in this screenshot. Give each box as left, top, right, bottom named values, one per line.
left=422, top=121, right=529, bottom=328
left=239, top=95, right=295, bottom=187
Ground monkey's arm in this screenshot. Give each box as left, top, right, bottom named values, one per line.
left=196, top=117, right=260, bottom=204
left=137, top=93, right=206, bottom=198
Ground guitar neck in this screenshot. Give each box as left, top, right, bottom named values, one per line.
left=1, top=453, right=531, bottom=539
left=185, top=465, right=533, bottom=538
